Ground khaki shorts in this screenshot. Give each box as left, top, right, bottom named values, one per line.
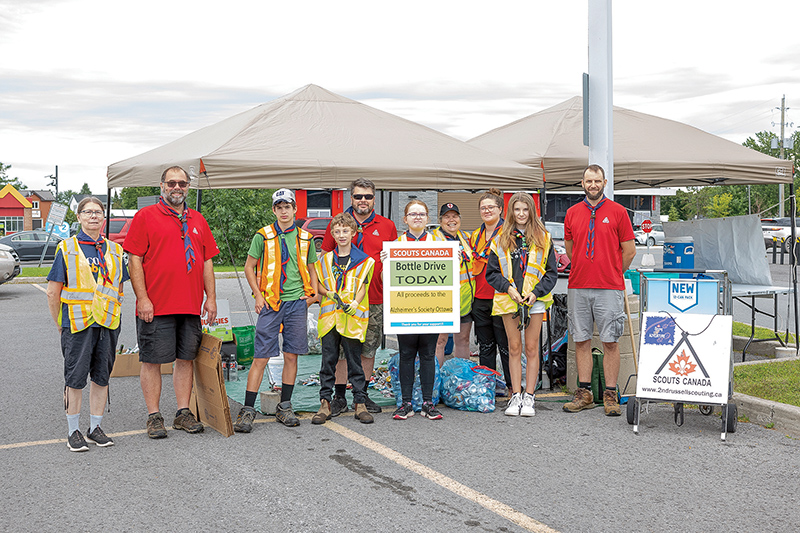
left=567, top=288, right=625, bottom=343
left=339, top=304, right=383, bottom=360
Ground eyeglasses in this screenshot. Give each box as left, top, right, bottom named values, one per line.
left=352, top=194, right=374, bottom=200
left=163, top=180, right=190, bottom=189
left=80, top=210, right=104, bottom=217
left=406, top=212, right=427, bottom=218
left=480, top=205, right=499, bottom=212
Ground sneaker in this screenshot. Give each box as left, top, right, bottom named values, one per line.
left=520, top=393, right=536, bottom=417
left=173, top=408, right=204, bottom=433
left=67, top=430, right=89, bottom=452
left=392, top=402, right=414, bottom=420
left=312, top=399, right=332, bottom=425
left=275, top=401, right=300, bottom=427
left=421, top=401, right=443, bottom=420
left=146, top=412, right=168, bottom=439
left=505, top=392, right=522, bottom=416
left=330, top=395, right=349, bottom=417
left=234, top=406, right=257, bottom=433
left=86, top=426, right=114, bottom=447
left=358, top=395, right=383, bottom=414
left=603, top=389, right=621, bottom=417
left=563, top=388, right=596, bottom=413
left=354, top=403, right=375, bottom=424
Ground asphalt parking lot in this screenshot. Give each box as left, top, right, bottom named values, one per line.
left=2, top=276, right=800, bottom=532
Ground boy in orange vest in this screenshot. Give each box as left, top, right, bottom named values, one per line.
left=235, top=189, right=318, bottom=431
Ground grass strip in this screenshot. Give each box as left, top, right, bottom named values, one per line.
left=734, top=359, right=800, bottom=408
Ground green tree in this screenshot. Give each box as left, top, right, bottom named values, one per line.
left=118, top=186, right=160, bottom=209
left=708, top=192, right=733, bottom=218
left=0, top=162, right=26, bottom=190
left=742, top=130, right=800, bottom=216
left=667, top=204, right=681, bottom=221
left=79, top=183, right=92, bottom=195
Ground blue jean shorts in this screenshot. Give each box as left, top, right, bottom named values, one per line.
left=254, top=299, right=309, bottom=358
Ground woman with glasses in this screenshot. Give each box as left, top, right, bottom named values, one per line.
left=46, top=197, right=129, bottom=451
left=486, top=192, right=557, bottom=417
left=391, top=200, right=444, bottom=421
left=431, top=202, right=475, bottom=366
left=469, top=189, right=511, bottom=394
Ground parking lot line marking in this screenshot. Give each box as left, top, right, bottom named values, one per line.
left=325, top=421, right=559, bottom=533
left=32, top=283, right=47, bottom=294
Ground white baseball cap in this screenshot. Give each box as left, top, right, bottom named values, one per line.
left=272, top=188, right=295, bottom=205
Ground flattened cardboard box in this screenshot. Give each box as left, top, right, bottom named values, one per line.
left=111, top=352, right=173, bottom=378
left=190, top=333, right=234, bottom=437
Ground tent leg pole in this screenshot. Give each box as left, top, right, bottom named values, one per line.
left=791, top=183, right=798, bottom=355
left=196, top=189, right=203, bottom=212
left=106, top=188, right=112, bottom=238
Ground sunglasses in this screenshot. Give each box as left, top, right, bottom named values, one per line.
left=352, top=194, right=374, bottom=200
left=164, top=180, right=189, bottom=189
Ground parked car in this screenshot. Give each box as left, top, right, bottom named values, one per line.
left=0, top=230, right=63, bottom=261
left=761, top=218, right=799, bottom=248
left=70, top=217, right=133, bottom=246
left=544, top=221, right=571, bottom=276
left=634, top=223, right=665, bottom=246
left=0, top=243, right=21, bottom=285
left=295, top=217, right=332, bottom=252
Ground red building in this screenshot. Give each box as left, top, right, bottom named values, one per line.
left=0, top=184, right=32, bottom=235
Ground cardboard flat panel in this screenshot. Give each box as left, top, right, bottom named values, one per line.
left=111, top=352, right=173, bottom=377
left=190, top=334, right=233, bottom=437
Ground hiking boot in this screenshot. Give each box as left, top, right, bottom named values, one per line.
left=563, top=388, right=596, bottom=413
left=354, top=403, right=374, bottom=424
left=234, top=406, right=257, bottom=433
left=421, top=401, right=443, bottom=420
left=275, top=401, right=300, bottom=427
left=603, top=389, right=621, bottom=417
left=173, top=408, right=204, bottom=433
left=392, top=402, right=414, bottom=420
left=86, top=426, right=114, bottom=447
left=360, top=395, right=382, bottom=414
left=330, top=395, right=349, bottom=417
left=520, top=392, right=536, bottom=417
left=67, top=429, right=89, bottom=452
left=146, top=412, right=168, bottom=439
left=312, top=399, right=332, bottom=425
left=505, top=392, right=522, bottom=416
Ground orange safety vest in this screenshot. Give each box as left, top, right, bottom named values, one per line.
left=431, top=227, right=475, bottom=317
left=58, top=236, right=124, bottom=333
left=257, top=224, right=315, bottom=311
left=490, top=232, right=554, bottom=315
left=315, top=249, right=375, bottom=341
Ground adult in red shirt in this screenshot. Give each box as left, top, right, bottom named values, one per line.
left=563, top=165, right=636, bottom=417
left=125, top=166, right=220, bottom=439
left=321, top=178, right=397, bottom=415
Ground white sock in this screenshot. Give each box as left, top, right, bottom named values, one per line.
left=90, top=415, right=103, bottom=432
left=67, top=414, right=80, bottom=437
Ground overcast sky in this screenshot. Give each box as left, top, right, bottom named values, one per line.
left=1, top=0, right=798, bottom=195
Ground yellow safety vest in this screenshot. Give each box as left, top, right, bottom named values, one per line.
left=490, top=233, right=554, bottom=316
left=58, top=236, right=124, bottom=333
left=432, top=228, right=475, bottom=317
left=315, top=251, right=375, bottom=341
left=257, top=225, right=315, bottom=312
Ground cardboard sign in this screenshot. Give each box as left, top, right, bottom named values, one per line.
left=201, top=299, right=233, bottom=342
left=383, top=240, right=460, bottom=334
left=189, top=334, right=234, bottom=437
left=110, top=352, right=173, bottom=377
left=636, top=312, right=731, bottom=404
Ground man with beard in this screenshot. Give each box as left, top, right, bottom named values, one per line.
left=321, top=178, right=397, bottom=415
left=125, top=166, right=220, bottom=438
left=563, top=165, right=635, bottom=417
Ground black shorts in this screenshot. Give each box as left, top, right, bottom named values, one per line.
left=136, top=315, right=202, bottom=365
left=61, top=326, right=120, bottom=389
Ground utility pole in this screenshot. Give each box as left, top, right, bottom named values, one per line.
left=46, top=165, right=58, bottom=200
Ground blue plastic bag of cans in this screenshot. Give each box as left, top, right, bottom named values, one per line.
left=439, top=358, right=501, bottom=413
left=388, top=352, right=441, bottom=410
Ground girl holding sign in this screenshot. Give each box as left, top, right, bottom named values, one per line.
left=486, top=192, right=558, bottom=417
left=392, top=200, right=444, bottom=421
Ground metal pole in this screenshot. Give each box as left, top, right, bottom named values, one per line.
left=791, top=183, right=798, bottom=354
left=779, top=95, right=786, bottom=217
left=588, top=0, right=614, bottom=198
left=105, top=188, right=111, bottom=238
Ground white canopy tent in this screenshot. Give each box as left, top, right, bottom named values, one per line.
left=107, top=84, right=541, bottom=191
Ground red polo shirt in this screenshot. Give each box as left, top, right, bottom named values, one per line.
left=322, top=210, right=397, bottom=305
left=564, top=198, right=634, bottom=290
left=124, top=202, right=220, bottom=316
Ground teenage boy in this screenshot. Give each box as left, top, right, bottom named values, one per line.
left=234, top=188, right=318, bottom=431
left=312, top=213, right=376, bottom=425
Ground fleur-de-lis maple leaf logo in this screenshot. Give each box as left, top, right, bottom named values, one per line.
left=668, top=351, right=697, bottom=376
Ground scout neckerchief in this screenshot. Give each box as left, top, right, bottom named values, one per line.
left=583, top=196, right=607, bottom=261
left=77, top=232, right=112, bottom=285
left=273, top=221, right=297, bottom=287
left=441, top=230, right=470, bottom=267
left=473, top=219, right=504, bottom=260
left=405, top=231, right=428, bottom=241
left=159, top=197, right=195, bottom=272
left=346, top=206, right=376, bottom=250
left=331, top=254, right=351, bottom=292
left=511, top=228, right=528, bottom=275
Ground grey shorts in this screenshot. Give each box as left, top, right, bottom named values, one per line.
left=136, top=315, right=202, bottom=365
left=338, top=303, right=383, bottom=360
left=567, top=288, right=625, bottom=343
